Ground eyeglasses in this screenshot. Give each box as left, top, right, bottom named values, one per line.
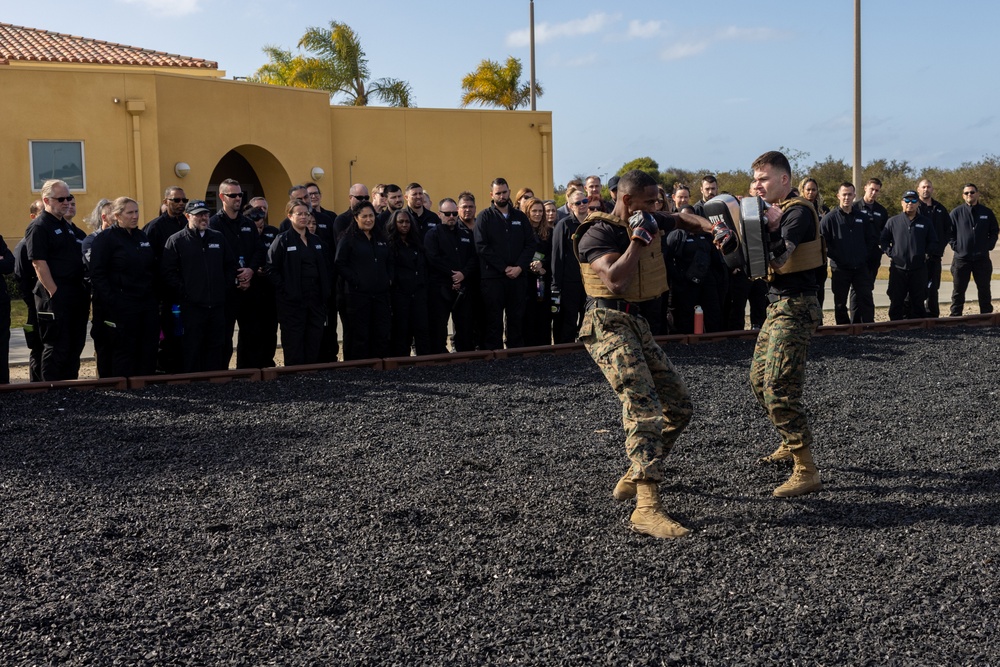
left=51, top=195, right=75, bottom=203
left=902, top=198, right=918, bottom=203
left=441, top=211, right=459, bottom=217
left=222, top=192, right=243, bottom=199
left=351, top=195, right=370, bottom=201
left=963, top=191, right=977, bottom=196
left=307, top=191, right=321, bottom=197
left=167, top=197, right=189, bottom=204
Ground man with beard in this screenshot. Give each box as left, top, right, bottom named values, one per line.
left=550, top=188, right=589, bottom=343
left=144, top=186, right=189, bottom=373
left=403, top=182, right=441, bottom=239
left=424, top=197, right=477, bottom=353
left=948, top=183, right=998, bottom=316
left=375, top=184, right=405, bottom=228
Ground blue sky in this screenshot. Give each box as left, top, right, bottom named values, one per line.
left=9, top=0, right=998, bottom=186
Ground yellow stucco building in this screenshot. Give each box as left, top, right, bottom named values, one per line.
left=0, top=23, right=553, bottom=240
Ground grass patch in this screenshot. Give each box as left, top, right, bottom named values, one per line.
left=10, top=299, right=27, bottom=329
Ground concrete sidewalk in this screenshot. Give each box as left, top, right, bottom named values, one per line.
left=8, top=278, right=1000, bottom=366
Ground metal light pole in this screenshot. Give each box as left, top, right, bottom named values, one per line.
left=529, top=0, right=536, bottom=111
left=853, top=0, right=862, bottom=188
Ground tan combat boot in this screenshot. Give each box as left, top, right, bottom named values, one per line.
left=759, top=443, right=792, bottom=464
left=630, top=481, right=690, bottom=538
left=613, top=471, right=636, bottom=501
left=773, top=446, right=823, bottom=498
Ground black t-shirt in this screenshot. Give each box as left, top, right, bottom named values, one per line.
left=577, top=219, right=629, bottom=265
left=769, top=203, right=819, bottom=298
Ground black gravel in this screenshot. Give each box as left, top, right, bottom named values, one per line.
left=2, top=326, right=999, bottom=666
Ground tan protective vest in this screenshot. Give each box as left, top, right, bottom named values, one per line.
left=572, top=212, right=669, bottom=302
left=772, top=196, right=827, bottom=276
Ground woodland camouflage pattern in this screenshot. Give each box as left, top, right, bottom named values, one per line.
left=579, top=308, right=692, bottom=483
left=749, top=296, right=822, bottom=451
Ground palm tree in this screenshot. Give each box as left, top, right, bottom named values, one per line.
left=460, top=56, right=541, bottom=111
left=250, top=21, right=413, bottom=107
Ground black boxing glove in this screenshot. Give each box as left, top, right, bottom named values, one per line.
left=628, top=211, right=658, bottom=246
left=712, top=220, right=738, bottom=254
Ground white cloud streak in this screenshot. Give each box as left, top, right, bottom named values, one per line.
left=507, top=13, right=620, bottom=47
left=118, top=0, right=201, bottom=17
left=660, top=25, right=784, bottom=61
left=627, top=19, right=663, bottom=39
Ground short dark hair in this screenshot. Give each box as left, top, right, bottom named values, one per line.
left=163, top=185, right=184, bottom=198
left=701, top=174, right=717, bottom=185
left=305, top=182, right=320, bottom=192
left=618, top=170, right=658, bottom=197
left=439, top=197, right=457, bottom=209
left=866, top=177, right=883, bottom=187
left=220, top=178, right=240, bottom=190
left=751, top=151, right=791, bottom=176
left=405, top=182, right=423, bottom=193
left=839, top=181, right=856, bottom=191
left=384, top=184, right=402, bottom=195
left=963, top=183, right=979, bottom=192
left=491, top=177, right=509, bottom=190
left=672, top=183, right=690, bottom=194
left=458, top=191, right=476, bottom=204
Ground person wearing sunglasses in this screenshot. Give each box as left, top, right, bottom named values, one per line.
left=424, top=197, right=477, bottom=354
left=551, top=186, right=589, bottom=344
left=140, top=186, right=190, bottom=374
left=23, top=179, right=90, bottom=381
left=948, top=183, right=999, bottom=316
left=880, top=190, right=938, bottom=321
left=209, top=178, right=265, bottom=369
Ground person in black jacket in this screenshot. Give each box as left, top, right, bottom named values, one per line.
left=916, top=179, right=950, bottom=317
left=82, top=199, right=114, bottom=377
left=473, top=177, right=537, bottom=349
left=521, top=197, right=553, bottom=346
left=551, top=189, right=589, bottom=343
left=268, top=199, right=331, bottom=366
left=820, top=182, right=877, bottom=324
left=425, top=197, right=478, bottom=353
left=13, top=199, right=45, bottom=382
left=881, top=191, right=938, bottom=321
left=385, top=208, right=430, bottom=356
left=209, top=178, right=263, bottom=368
left=664, top=228, right=727, bottom=333
left=0, top=233, right=14, bottom=384
left=948, top=183, right=999, bottom=316
left=88, top=197, right=158, bottom=377
left=336, top=200, right=392, bottom=360
left=852, top=177, right=889, bottom=322
left=162, top=200, right=238, bottom=372
left=24, top=179, right=89, bottom=381
left=144, top=186, right=189, bottom=374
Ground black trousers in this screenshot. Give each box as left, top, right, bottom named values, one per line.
left=553, top=281, right=585, bottom=344
left=887, top=265, right=928, bottom=321
left=925, top=256, right=942, bottom=317
left=723, top=270, right=750, bottom=331
left=278, top=293, right=327, bottom=366
left=182, top=302, right=227, bottom=373
left=670, top=280, right=725, bottom=334
left=815, top=264, right=828, bottom=310
left=90, top=319, right=115, bottom=378
left=33, top=281, right=89, bottom=381
left=157, top=302, right=184, bottom=375
left=21, top=299, right=42, bottom=382
left=523, top=276, right=553, bottom=347
left=831, top=265, right=873, bottom=324
left=481, top=275, right=527, bottom=350
left=108, top=306, right=159, bottom=378
left=0, top=297, right=9, bottom=384
left=390, top=287, right=430, bottom=356
left=344, top=290, right=390, bottom=360
left=318, top=292, right=339, bottom=362
left=851, top=254, right=884, bottom=322
left=950, top=255, right=993, bottom=316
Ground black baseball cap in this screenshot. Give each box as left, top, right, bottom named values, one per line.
left=608, top=175, right=620, bottom=192
left=185, top=199, right=209, bottom=214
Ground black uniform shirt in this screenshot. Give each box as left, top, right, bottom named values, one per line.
left=24, top=210, right=86, bottom=284
left=89, top=225, right=157, bottom=315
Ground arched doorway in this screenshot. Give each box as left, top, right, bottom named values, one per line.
left=205, top=145, right=291, bottom=215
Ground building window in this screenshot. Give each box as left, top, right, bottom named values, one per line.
left=29, top=141, right=86, bottom=191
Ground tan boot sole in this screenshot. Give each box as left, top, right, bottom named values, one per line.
left=773, top=479, right=823, bottom=498
left=629, top=509, right=690, bottom=538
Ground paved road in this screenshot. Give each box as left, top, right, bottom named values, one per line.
left=8, top=278, right=1000, bottom=366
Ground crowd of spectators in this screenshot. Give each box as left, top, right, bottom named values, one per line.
left=0, top=172, right=996, bottom=383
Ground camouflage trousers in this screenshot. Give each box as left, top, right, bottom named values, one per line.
left=749, top=295, right=822, bottom=451
left=579, top=308, right=693, bottom=483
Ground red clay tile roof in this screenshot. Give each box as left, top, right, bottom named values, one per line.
left=0, top=22, right=218, bottom=69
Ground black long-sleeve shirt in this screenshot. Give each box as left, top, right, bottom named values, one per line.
left=335, top=230, right=392, bottom=294
left=473, top=204, right=536, bottom=279
left=24, top=210, right=86, bottom=286
left=209, top=211, right=265, bottom=271
left=161, top=226, right=238, bottom=307
left=880, top=213, right=938, bottom=270
left=267, top=229, right=332, bottom=303
left=949, top=203, right=999, bottom=259
left=820, top=206, right=876, bottom=270
left=0, top=235, right=13, bottom=309
left=89, top=226, right=157, bottom=316
left=917, top=199, right=949, bottom=258
left=424, top=222, right=478, bottom=286
left=389, top=241, right=427, bottom=296
left=551, top=215, right=583, bottom=290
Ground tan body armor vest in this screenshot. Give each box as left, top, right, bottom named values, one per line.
left=772, top=196, right=826, bottom=276
left=572, top=212, right=669, bottom=302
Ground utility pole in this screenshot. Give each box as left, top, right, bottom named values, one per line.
left=529, top=0, right=537, bottom=111
left=853, top=0, right=862, bottom=189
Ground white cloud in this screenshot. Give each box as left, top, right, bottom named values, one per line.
left=118, top=0, right=201, bottom=17
left=660, top=24, right=784, bottom=61
left=507, top=13, right=620, bottom=47
left=627, top=19, right=662, bottom=39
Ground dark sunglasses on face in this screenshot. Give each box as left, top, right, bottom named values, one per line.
left=963, top=191, right=976, bottom=196
left=903, top=198, right=918, bottom=203
left=352, top=194, right=370, bottom=201
left=167, top=197, right=189, bottom=203
left=222, top=192, right=243, bottom=199
left=573, top=199, right=589, bottom=206
left=52, top=195, right=75, bottom=203
left=441, top=211, right=459, bottom=217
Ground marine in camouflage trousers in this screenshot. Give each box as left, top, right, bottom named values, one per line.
left=749, top=295, right=822, bottom=451
left=579, top=307, right=693, bottom=483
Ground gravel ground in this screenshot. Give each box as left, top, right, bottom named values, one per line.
left=2, top=326, right=999, bottom=665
